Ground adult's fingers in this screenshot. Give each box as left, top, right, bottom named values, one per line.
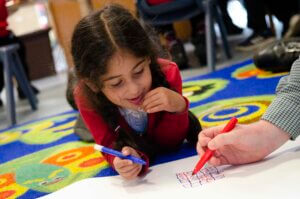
left=196, top=140, right=205, bottom=155
left=207, top=132, right=238, bottom=151
left=208, top=154, right=230, bottom=166
left=198, top=133, right=212, bottom=147
left=200, top=125, right=227, bottom=139
left=207, top=156, right=221, bottom=166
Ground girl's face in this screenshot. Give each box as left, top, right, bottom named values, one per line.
left=100, top=51, right=152, bottom=110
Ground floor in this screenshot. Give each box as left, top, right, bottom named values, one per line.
left=0, top=0, right=282, bottom=130
left=0, top=40, right=253, bottom=130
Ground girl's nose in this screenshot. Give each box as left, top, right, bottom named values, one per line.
left=127, top=81, right=140, bottom=96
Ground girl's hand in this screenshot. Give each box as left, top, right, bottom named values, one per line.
left=142, top=87, right=186, bottom=113
left=113, top=146, right=143, bottom=180
left=196, top=120, right=290, bottom=166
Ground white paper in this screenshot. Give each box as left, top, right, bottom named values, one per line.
left=40, top=138, right=300, bottom=199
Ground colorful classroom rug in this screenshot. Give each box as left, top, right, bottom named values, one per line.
left=0, top=59, right=288, bottom=199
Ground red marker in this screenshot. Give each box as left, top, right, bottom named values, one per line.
left=192, top=117, right=238, bottom=175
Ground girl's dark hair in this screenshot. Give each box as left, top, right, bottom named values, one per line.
left=71, top=4, right=170, bottom=160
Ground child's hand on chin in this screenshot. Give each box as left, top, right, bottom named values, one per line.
left=142, top=87, right=186, bottom=113
left=113, top=146, right=143, bottom=180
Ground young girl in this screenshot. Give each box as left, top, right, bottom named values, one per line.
left=71, top=4, right=201, bottom=180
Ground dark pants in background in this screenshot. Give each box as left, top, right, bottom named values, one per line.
left=244, top=0, right=299, bottom=34
left=0, top=31, right=30, bottom=94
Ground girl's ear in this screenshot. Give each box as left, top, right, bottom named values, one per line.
left=147, top=57, right=151, bottom=64
left=83, top=79, right=100, bottom=93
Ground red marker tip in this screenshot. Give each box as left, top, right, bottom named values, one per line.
left=191, top=117, right=238, bottom=174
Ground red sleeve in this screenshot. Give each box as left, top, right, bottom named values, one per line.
left=0, top=0, right=9, bottom=37
left=74, top=83, right=117, bottom=166
left=146, top=0, right=173, bottom=5
left=150, top=59, right=190, bottom=149
left=0, top=0, right=7, bottom=21
left=74, top=83, right=150, bottom=173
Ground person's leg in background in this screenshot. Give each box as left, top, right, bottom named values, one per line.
left=253, top=0, right=300, bottom=73
left=265, top=0, right=300, bottom=37
left=66, top=68, right=94, bottom=142
left=155, top=24, right=190, bottom=69
left=0, top=61, right=3, bottom=107
left=190, top=13, right=207, bottom=66
left=7, top=32, right=40, bottom=99
left=0, top=32, right=39, bottom=101
left=237, top=0, right=275, bottom=51
left=0, top=34, right=9, bottom=107
left=145, top=0, right=190, bottom=69
left=218, top=0, right=243, bottom=35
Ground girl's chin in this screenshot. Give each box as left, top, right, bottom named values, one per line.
left=125, top=104, right=144, bottom=111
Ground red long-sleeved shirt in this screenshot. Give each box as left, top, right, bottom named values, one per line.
left=146, top=0, right=173, bottom=5
left=0, top=0, right=9, bottom=37
left=74, top=58, right=190, bottom=174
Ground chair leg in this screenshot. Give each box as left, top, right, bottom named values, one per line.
left=214, top=4, right=232, bottom=59
left=12, top=52, right=37, bottom=110
left=205, top=0, right=216, bottom=72
left=2, top=53, right=16, bottom=126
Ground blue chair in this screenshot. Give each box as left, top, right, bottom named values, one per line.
left=137, top=0, right=232, bottom=71
left=0, top=44, right=38, bottom=126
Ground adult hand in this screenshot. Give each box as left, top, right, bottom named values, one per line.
left=196, top=120, right=290, bottom=166
left=142, top=87, right=186, bottom=113
left=113, top=146, right=143, bottom=180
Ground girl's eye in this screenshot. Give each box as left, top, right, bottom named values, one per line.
left=110, top=81, right=122, bottom=87
left=134, top=68, right=144, bottom=75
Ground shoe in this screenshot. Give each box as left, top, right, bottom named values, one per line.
left=0, top=98, right=3, bottom=107
left=74, top=115, right=94, bottom=142
left=18, top=85, right=39, bottom=100
left=236, top=30, right=275, bottom=51
left=163, top=31, right=190, bottom=70
left=253, top=38, right=300, bottom=73
left=186, top=111, right=202, bottom=146
left=284, top=14, right=300, bottom=39
left=225, top=22, right=243, bottom=36
left=191, top=32, right=207, bottom=66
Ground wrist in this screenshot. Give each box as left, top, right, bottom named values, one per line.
left=254, top=120, right=290, bottom=155
left=175, top=96, right=187, bottom=113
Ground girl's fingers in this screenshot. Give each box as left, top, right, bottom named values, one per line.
left=142, top=93, right=161, bottom=108
left=119, top=163, right=139, bottom=173
left=143, top=88, right=160, bottom=100
left=114, top=157, right=133, bottom=169
left=146, top=104, right=165, bottom=113
left=122, top=146, right=140, bottom=158
left=121, top=147, right=132, bottom=156
left=122, top=165, right=142, bottom=179
left=143, top=98, right=162, bottom=111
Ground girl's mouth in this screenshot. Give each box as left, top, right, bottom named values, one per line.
left=128, top=94, right=143, bottom=105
